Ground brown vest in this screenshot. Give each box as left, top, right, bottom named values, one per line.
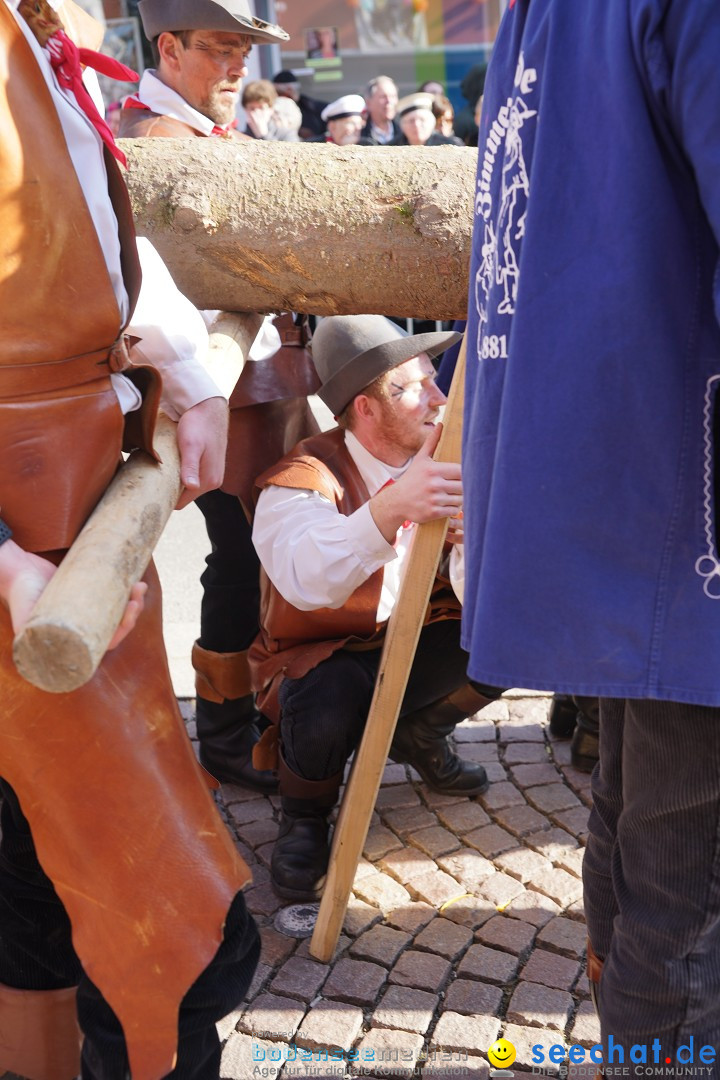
left=248, top=428, right=460, bottom=723
left=0, top=11, right=250, bottom=1077
left=117, top=105, right=251, bottom=141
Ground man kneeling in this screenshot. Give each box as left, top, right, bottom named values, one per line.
left=250, top=316, right=501, bottom=901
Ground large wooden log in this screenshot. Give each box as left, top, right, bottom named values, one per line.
left=120, top=140, right=477, bottom=319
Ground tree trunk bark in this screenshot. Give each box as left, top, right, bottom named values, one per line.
left=120, top=139, right=477, bottom=319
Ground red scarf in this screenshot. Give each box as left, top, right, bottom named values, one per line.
left=47, top=29, right=137, bottom=165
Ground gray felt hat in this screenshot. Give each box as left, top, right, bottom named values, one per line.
left=138, top=0, right=289, bottom=43
left=312, top=315, right=461, bottom=416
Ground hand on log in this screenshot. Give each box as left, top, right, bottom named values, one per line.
left=12, top=414, right=182, bottom=693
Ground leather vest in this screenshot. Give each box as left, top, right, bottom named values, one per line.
left=0, top=4, right=156, bottom=552
left=249, top=428, right=460, bottom=721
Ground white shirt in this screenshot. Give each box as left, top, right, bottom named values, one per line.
left=132, top=71, right=284, bottom=394
left=7, top=2, right=222, bottom=417
left=132, top=70, right=221, bottom=137
left=253, top=430, right=463, bottom=621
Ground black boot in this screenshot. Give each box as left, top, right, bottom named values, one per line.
left=193, top=642, right=278, bottom=794
left=390, top=683, right=496, bottom=797
left=548, top=694, right=579, bottom=738
left=570, top=697, right=600, bottom=773
left=270, top=757, right=343, bottom=902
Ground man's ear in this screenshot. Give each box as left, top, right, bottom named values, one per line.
left=157, top=31, right=182, bottom=70
left=353, top=393, right=378, bottom=423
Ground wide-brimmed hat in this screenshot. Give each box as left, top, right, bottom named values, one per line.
left=138, top=0, right=289, bottom=44
left=312, top=315, right=461, bottom=416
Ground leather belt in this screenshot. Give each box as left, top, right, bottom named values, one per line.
left=0, top=335, right=133, bottom=398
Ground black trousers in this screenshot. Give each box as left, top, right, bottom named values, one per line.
left=0, top=781, right=260, bottom=1079
left=195, top=489, right=260, bottom=653
left=279, top=618, right=489, bottom=781
left=583, top=699, right=720, bottom=1074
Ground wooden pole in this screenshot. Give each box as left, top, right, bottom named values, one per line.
left=12, top=414, right=182, bottom=694
left=310, top=336, right=467, bottom=963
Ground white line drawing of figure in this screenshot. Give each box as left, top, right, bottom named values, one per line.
left=475, top=219, right=497, bottom=348
left=495, top=96, right=536, bottom=315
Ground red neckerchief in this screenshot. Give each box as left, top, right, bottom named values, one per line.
left=122, top=95, right=237, bottom=138
left=47, top=29, right=137, bottom=165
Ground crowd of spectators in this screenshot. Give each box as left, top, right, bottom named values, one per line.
left=256, top=66, right=485, bottom=147
left=108, top=61, right=487, bottom=148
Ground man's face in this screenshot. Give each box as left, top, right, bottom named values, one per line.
left=275, top=82, right=300, bottom=102
left=367, top=79, right=398, bottom=125
left=370, top=353, right=446, bottom=460
left=160, top=30, right=252, bottom=126
left=328, top=115, right=363, bottom=145
left=400, top=108, right=436, bottom=145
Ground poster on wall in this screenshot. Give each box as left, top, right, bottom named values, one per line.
left=274, top=0, right=501, bottom=53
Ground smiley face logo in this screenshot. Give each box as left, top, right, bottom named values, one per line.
left=487, top=1038, right=517, bottom=1069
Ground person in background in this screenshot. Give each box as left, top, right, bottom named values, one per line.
left=392, top=92, right=462, bottom=146
left=361, top=73, right=399, bottom=144
left=241, top=77, right=295, bottom=141
left=311, top=93, right=373, bottom=146
left=271, top=93, right=302, bottom=140
left=431, top=93, right=458, bottom=139
left=453, top=61, right=486, bottom=147
left=419, top=78, right=444, bottom=96
left=272, top=68, right=326, bottom=140
left=121, top=0, right=322, bottom=796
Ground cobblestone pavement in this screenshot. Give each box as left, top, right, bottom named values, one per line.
left=177, top=690, right=601, bottom=1080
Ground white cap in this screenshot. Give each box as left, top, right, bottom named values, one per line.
left=321, top=94, right=366, bottom=123
left=397, top=91, right=435, bottom=117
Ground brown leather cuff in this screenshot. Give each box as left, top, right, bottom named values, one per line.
left=192, top=642, right=253, bottom=703
left=586, top=938, right=604, bottom=985
left=253, top=724, right=279, bottom=771
left=446, top=682, right=494, bottom=717
left=278, top=750, right=343, bottom=801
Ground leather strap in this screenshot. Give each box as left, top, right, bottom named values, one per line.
left=192, top=641, right=253, bottom=702
left=278, top=750, right=343, bottom=801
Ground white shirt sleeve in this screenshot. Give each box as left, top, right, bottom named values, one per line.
left=252, top=484, right=397, bottom=611
left=449, top=543, right=464, bottom=605
left=127, top=238, right=223, bottom=419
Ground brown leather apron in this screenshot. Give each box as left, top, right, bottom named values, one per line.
left=0, top=8, right=251, bottom=1077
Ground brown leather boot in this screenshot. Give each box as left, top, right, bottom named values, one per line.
left=270, top=754, right=343, bottom=902
left=0, top=982, right=80, bottom=1080
left=571, top=697, right=600, bottom=773
left=193, top=642, right=278, bottom=794
left=390, top=682, right=495, bottom=796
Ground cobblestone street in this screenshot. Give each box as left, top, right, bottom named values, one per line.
left=179, top=690, right=599, bottom=1080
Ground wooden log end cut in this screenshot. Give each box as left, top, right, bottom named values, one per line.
left=13, top=621, right=96, bottom=694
